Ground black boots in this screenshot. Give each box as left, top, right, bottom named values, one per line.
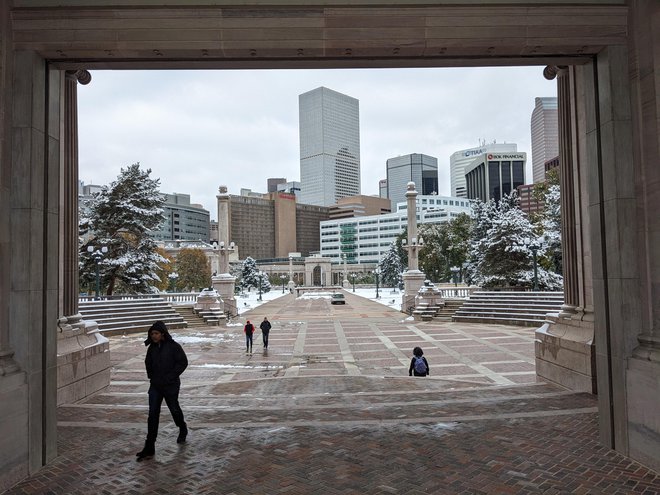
left=136, top=439, right=155, bottom=461
left=177, top=423, right=188, bottom=444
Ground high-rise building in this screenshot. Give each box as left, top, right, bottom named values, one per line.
left=530, top=97, right=559, bottom=183
left=386, top=153, right=438, bottom=209
left=465, top=151, right=527, bottom=202
left=153, top=193, right=210, bottom=242
left=379, top=179, right=388, bottom=199
left=450, top=142, right=518, bottom=197
left=267, top=178, right=287, bottom=193
left=221, top=191, right=330, bottom=260
left=299, top=87, right=361, bottom=206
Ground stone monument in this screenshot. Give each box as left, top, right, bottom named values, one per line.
left=401, top=182, right=426, bottom=313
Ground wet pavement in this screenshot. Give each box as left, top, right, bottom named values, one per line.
left=5, top=292, right=660, bottom=494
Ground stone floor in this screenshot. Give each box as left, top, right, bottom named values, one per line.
left=5, top=292, right=660, bottom=494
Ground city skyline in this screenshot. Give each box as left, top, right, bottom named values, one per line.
left=77, top=66, right=557, bottom=220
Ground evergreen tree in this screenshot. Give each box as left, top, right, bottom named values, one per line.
left=539, top=184, right=562, bottom=275
left=175, top=248, right=211, bottom=291
left=467, top=192, right=562, bottom=290
left=256, top=271, right=272, bottom=293
left=240, top=257, right=260, bottom=290
left=378, top=243, right=403, bottom=287
left=79, top=163, right=166, bottom=295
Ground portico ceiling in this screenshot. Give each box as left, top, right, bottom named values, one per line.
left=10, top=1, right=627, bottom=69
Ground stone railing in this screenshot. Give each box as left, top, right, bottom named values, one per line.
left=79, top=292, right=199, bottom=304
left=437, top=287, right=481, bottom=299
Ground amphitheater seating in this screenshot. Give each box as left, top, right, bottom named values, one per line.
left=452, top=291, right=564, bottom=326
left=79, top=298, right=186, bottom=336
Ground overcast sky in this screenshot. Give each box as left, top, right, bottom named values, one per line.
left=78, top=66, right=556, bottom=221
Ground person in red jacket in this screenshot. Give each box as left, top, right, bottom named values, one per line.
left=244, top=320, right=255, bottom=353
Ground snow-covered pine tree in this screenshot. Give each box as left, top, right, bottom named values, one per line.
left=468, top=192, right=562, bottom=290
left=240, top=257, right=260, bottom=290
left=256, top=271, right=272, bottom=293
left=540, top=184, right=562, bottom=275
left=378, top=243, right=403, bottom=287
left=79, top=163, right=166, bottom=295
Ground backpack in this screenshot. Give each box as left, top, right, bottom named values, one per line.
left=413, top=356, right=427, bottom=374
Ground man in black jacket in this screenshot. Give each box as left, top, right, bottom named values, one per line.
left=136, top=321, right=188, bottom=461
left=259, top=316, right=272, bottom=349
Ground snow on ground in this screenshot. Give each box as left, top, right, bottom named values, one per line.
left=233, top=286, right=403, bottom=314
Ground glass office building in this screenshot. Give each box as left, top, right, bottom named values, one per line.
left=386, top=153, right=438, bottom=209
left=450, top=143, right=518, bottom=197
left=299, top=87, right=361, bottom=207
left=465, top=152, right=527, bottom=202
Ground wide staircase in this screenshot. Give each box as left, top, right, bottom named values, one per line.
left=79, top=298, right=186, bottom=335
left=434, top=299, right=467, bottom=321
left=452, top=291, right=564, bottom=326
left=172, top=305, right=208, bottom=328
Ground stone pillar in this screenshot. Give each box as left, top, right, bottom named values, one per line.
left=56, top=69, right=111, bottom=406
left=624, top=0, right=660, bottom=471
left=544, top=65, right=580, bottom=318
left=342, top=253, right=350, bottom=288
left=535, top=65, right=596, bottom=394
left=401, top=182, right=425, bottom=313
left=0, top=10, right=27, bottom=490
left=211, top=185, right=236, bottom=317
left=62, top=70, right=90, bottom=319
left=287, top=256, right=295, bottom=291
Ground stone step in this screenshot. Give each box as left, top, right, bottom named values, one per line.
left=61, top=377, right=591, bottom=426
left=80, top=298, right=186, bottom=335
left=452, top=315, right=544, bottom=327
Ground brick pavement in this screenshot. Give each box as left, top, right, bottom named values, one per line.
left=4, top=292, right=659, bottom=494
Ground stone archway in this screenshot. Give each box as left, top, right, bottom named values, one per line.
left=1, top=0, right=659, bottom=487
left=312, top=266, right=322, bottom=286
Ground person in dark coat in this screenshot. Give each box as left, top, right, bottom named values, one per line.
left=259, top=316, right=272, bottom=349
left=136, top=321, right=188, bottom=461
left=409, top=346, right=429, bottom=377
left=244, top=320, right=255, bottom=353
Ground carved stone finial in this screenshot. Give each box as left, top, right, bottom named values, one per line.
left=218, top=185, right=228, bottom=194
left=407, top=181, right=416, bottom=192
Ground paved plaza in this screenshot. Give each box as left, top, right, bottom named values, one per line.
left=5, top=292, right=659, bottom=494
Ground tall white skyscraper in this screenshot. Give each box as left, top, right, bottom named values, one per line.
left=299, top=87, right=360, bottom=206
left=530, top=97, right=559, bottom=183
left=450, top=142, right=518, bottom=197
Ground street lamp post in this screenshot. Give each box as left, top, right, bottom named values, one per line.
left=351, top=273, right=356, bottom=292
left=281, top=274, right=287, bottom=294
left=374, top=267, right=381, bottom=299
left=450, top=266, right=460, bottom=287
left=87, top=245, right=108, bottom=299
left=258, top=273, right=263, bottom=301
left=530, top=243, right=540, bottom=291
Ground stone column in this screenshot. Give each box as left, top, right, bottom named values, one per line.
left=62, top=70, right=90, bottom=321
left=625, top=0, right=660, bottom=472
left=211, top=185, right=236, bottom=317
left=342, top=253, right=350, bottom=288
left=57, top=69, right=111, bottom=406
left=401, top=182, right=425, bottom=313
left=544, top=65, right=579, bottom=318
left=535, top=65, right=596, bottom=394
left=0, top=2, right=20, bottom=383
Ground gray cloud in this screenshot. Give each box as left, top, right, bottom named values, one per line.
left=78, top=67, right=556, bottom=220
